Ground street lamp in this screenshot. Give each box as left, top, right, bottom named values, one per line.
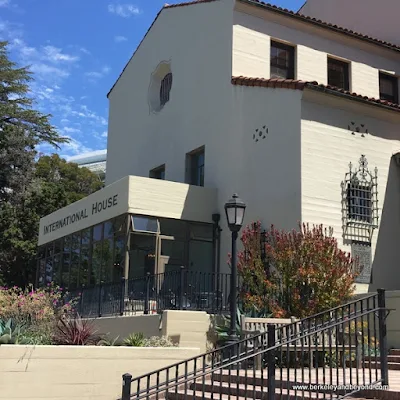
left=224, top=193, right=246, bottom=345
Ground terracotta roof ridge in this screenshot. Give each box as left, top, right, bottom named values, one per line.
left=231, top=75, right=400, bottom=113
left=240, top=0, right=400, bottom=52
left=164, top=0, right=218, bottom=9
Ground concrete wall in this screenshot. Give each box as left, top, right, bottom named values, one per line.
left=301, top=90, right=400, bottom=293
left=300, top=0, right=400, bottom=47
left=91, top=314, right=162, bottom=341
left=0, top=345, right=200, bottom=400
left=233, top=3, right=400, bottom=99
left=91, top=311, right=217, bottom=354
left=106, top=0, right=234, bottom=187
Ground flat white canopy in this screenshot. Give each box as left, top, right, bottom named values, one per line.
left=38, top=175, right=218, bottom=246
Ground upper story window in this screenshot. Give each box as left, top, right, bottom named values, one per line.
left=270, top=41, right=295, bottom=80
left=379, top=72, right=398, bottom=103
left=160, top=73, right=173, bottom=108
left=328, top=58, right=350, bottom=90
left=150, top=164, right=165, bottom=180
left=186, top=147, right=204, bottom=187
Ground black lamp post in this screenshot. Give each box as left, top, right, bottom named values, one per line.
left=224, top=193, right=246, bottom=345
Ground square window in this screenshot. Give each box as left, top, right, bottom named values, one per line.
left=379, top=72, right=398, bottom=103
left=270, top=41, right=295, bottom=79
left=186, top=147, right=205, bottom=187
left=328, top=58, right=350, bottom=90
left=150, top=164, right=165, bottom=180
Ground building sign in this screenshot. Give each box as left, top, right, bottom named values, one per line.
left=352, top=242, right=372, bottom=284
left=43, top=194, right=119, bottom=236
left=38, top=176, right=130, bottom=246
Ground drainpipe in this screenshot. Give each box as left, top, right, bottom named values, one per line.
left=212, top=213, right=222, bottom=295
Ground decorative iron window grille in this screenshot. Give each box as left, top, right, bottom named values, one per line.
left=159, top=72, right=172, bottom=108
left=342, top=155, right=378, bottom=236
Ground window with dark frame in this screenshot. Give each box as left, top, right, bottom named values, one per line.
left=379, top=72, right=398, bottom=103
left=160, top=72, right=173, bottom=108
left=149, top=164, right=165, bottom=180
left=270, top=40, right=295, bottom=80
left=328, top=58, right=350, bottom=90
left=347, top=181, right=372, bottom=224
left=186, top=147, right=205, bottom=187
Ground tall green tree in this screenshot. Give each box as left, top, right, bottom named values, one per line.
left=0, top=41, right=67, bottom=202
left=0, top=41, right=103, bottom=287
left=0, top=155, right=104, bottom=287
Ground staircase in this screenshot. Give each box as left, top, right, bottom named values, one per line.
left=121, top=290, right=392, bottom=400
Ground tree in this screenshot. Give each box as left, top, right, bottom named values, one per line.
left=0, top=41, right=67, bottom=203
left=0, top=155, right=104, bottom=287
left=237, top=222, right=359, bottom=319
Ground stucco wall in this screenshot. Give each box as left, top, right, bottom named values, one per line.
left=0, top=345, right=200, bottom=400
left=106, top=0, right=234, bottom=187
left=301, top=91, right=400, bottom=293
left=233, top=4, right=400, bottom=99
left=300, top=0, right=400, bottom=47
left=386, top=291, right=400, bottom=349
left=217, top=83, right=302, bottom=273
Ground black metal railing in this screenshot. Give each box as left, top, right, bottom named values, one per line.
left=119, top=289, right=389, bottom=400
left=65, top=268, right=231, bottom=317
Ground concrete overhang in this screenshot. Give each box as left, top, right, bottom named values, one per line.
left=38, top=176, right=218, bottom=246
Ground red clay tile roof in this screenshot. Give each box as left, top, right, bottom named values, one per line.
left=164, top=0, right=218, bottom=9
left=231, top=76, right=400, bottom=113
left=240, top=0, right=400, bottom=53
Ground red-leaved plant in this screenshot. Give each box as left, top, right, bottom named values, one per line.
left=236, top=222, right=360, bottom=319
left=53, top=314, right=102, bottom=346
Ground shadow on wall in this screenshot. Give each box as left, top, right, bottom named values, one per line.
left=370, top=157, right=400, bottom=291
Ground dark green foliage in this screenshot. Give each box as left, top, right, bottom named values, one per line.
left=0, top=41, right=104, bottom=288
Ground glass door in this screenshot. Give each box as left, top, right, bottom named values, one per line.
left=128, top=233, right=157, bottom=280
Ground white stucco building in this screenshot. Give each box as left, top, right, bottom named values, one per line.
left=38, top=0, right=400, bottom=296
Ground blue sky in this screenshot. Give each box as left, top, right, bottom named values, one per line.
left=0, top=0, right=304, bottom=160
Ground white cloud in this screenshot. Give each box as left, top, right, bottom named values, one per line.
left=63, top=127, right=81, bottom=134
left=79, top=47, right=91, bottom=55
left=114, top=35, right=128, bottom=43
left=108, top=3, right=141, bottom=17
left=85, top=66, right=111, bottom=81
left=43, top=45, right=79, bottom=63
left=30, top=63, right=70, bottom=79
left=101, top=131, right=108, bottom=138
left=0, top=0, right=10, bottom=7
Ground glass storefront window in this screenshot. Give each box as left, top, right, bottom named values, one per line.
left=93, top=223, right=103, bottom=242
left=45, top=258, right=53, bottom=284
left=132, top=216, right=159, bottom=233
left=189, top=241, right=213, bottom=274
left=69, top=233, right=81, bottom=289
left=102, top=237, right=113, bottom=282
left=159, top=218, right=186, bottom=239
left=92, top=241, right=103, bottom=284
left=113, top=236, right=125, bottom=282
left=189, top=223, right=213, bottom=242
left=53, top=254, right=61, bottom=286
left=81, top=229, right=90, bottom=286
left=61, top=236, right=71, bottom=288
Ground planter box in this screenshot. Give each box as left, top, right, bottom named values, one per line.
left=0, top=344, right=200, bottom=400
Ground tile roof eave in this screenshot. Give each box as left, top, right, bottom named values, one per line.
left=239, top=0, right=400, bottom=53
left=231, top=76, right=400, bottom=114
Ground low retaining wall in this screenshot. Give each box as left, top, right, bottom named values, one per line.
left=0, top=345, right=200, bottom=400
left=386, top=291, right=400, bottom=349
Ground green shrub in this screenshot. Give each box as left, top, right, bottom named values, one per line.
left=123, top=332, right=145, bottom=347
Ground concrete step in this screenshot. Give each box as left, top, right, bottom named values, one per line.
left=389, top=349, right=400, bottom=356
left=362, top=361, right=400, bottom=370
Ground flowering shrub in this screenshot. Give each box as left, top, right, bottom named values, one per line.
left=0, top=284, right=77, bottom=344
left=236, top=222, right=359, bottom=319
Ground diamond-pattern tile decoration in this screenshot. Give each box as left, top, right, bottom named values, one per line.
left=253, top=126, right=268, bottom=142
left=348, top=121, right=369, bottom=137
